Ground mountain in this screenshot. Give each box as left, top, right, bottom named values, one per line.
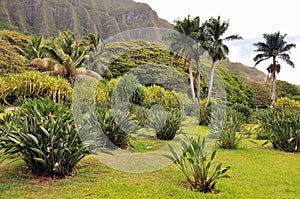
left=0, top=0, right=172, bottom=39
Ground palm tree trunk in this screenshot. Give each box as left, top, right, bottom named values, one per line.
left=271, top=71, right=277, bottom=108
left=195, top=58, right=201, bottom=105
left=189, top=64, right=196, bottom=103
left=205, top=61, right=215, bottom=107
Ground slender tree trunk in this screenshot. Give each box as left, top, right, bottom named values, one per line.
left=195, top=58, right=201, bottom=105
left=271, top=71, right=277, bottom=108
left=270, top=57, right=277, bottom=108
left=189, top=64, right=196, bottom=103
left=205, top=61, right=215, bottom=107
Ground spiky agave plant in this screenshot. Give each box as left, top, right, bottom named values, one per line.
left=0, top=97, right=88, bottom=179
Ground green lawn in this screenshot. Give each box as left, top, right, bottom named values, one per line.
left=1, top=147, right=299, bottom=199
left=0, top=121, right=299, bottom=198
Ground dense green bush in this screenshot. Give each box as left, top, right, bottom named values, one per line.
left=0, top=71, right=72, bottom=105
left=276, top=80, right=300, bottom=100
left=149, top=107, right=182, bottom=140
left=97, top=109, right=140, bottom=149
left=0, top=97, right=88, bottom=178
left=209, top=108, right=246, bottom=149
left=168, top=136, right=230, bottom=193
left=256, top=109, right=300, bottom=152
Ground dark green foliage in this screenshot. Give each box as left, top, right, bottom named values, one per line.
left=247, top=82, right=271, bottom=108
left=97, top=109, right=140, bottom=149
left=149, top=108, right=182, bottom=140
left=218, top=68, right=255, bottom=106
left=230, top=103, right=252, bottom=122
left=130, top=87, right=145, bottom=105
left=277, top=80, right=300, bottom=100
left=103, top=41, right=182, bottom=80
left=0, top=97, right=88, bottom=179
left=168, top=136, right=230, bottom=193
left=209, top=109, right=246, bottom=149
left=256, top=109, right=300, bottom=152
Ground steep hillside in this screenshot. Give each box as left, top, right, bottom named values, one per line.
left=0, top=30, right=33, bottom=74
left=0, top=0, right=172, bottom=39
left=216, top=60, right=268, bottom=84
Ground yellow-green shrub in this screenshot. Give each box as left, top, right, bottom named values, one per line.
left=0, top=71, right=72, bottom=104
left=275, top=97, right=300, bottom=111
left=142, top=85, right=179, bottom=109
left=95, top=79, right=180, bottom=110
left=95, top=78, right=120, bottom=103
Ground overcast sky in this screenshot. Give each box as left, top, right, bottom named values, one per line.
left=134, top=0, right=300, bottom=85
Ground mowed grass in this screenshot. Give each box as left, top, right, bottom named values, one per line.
left=0, top=122, right=299, bottom=198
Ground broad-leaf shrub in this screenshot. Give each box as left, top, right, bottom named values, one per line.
left=168, top=136, right=230, bottom=193
left=256, top=109, right=300, bottom=152
left=0, top=97, right=88, bottom=178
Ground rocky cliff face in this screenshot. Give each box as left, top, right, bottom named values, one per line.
left=0, top=0, right=172, bottom=38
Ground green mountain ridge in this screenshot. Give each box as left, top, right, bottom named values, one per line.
left=0, top=0, right=172, bottom=39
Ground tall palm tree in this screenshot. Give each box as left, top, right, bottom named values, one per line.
left=253, top=31, right=296, bottom=107
left=172, top=15, right=201, bottom=103
left=202, top=16, right=242, bottom=106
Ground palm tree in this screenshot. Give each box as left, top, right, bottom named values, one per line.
left=31, top=31, right=101, bottom=84
left=253, top=31, right=296, bottom=107
left=172, top=15, right=201, bottom=103
left=202, top=16, right=242, bottom=106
